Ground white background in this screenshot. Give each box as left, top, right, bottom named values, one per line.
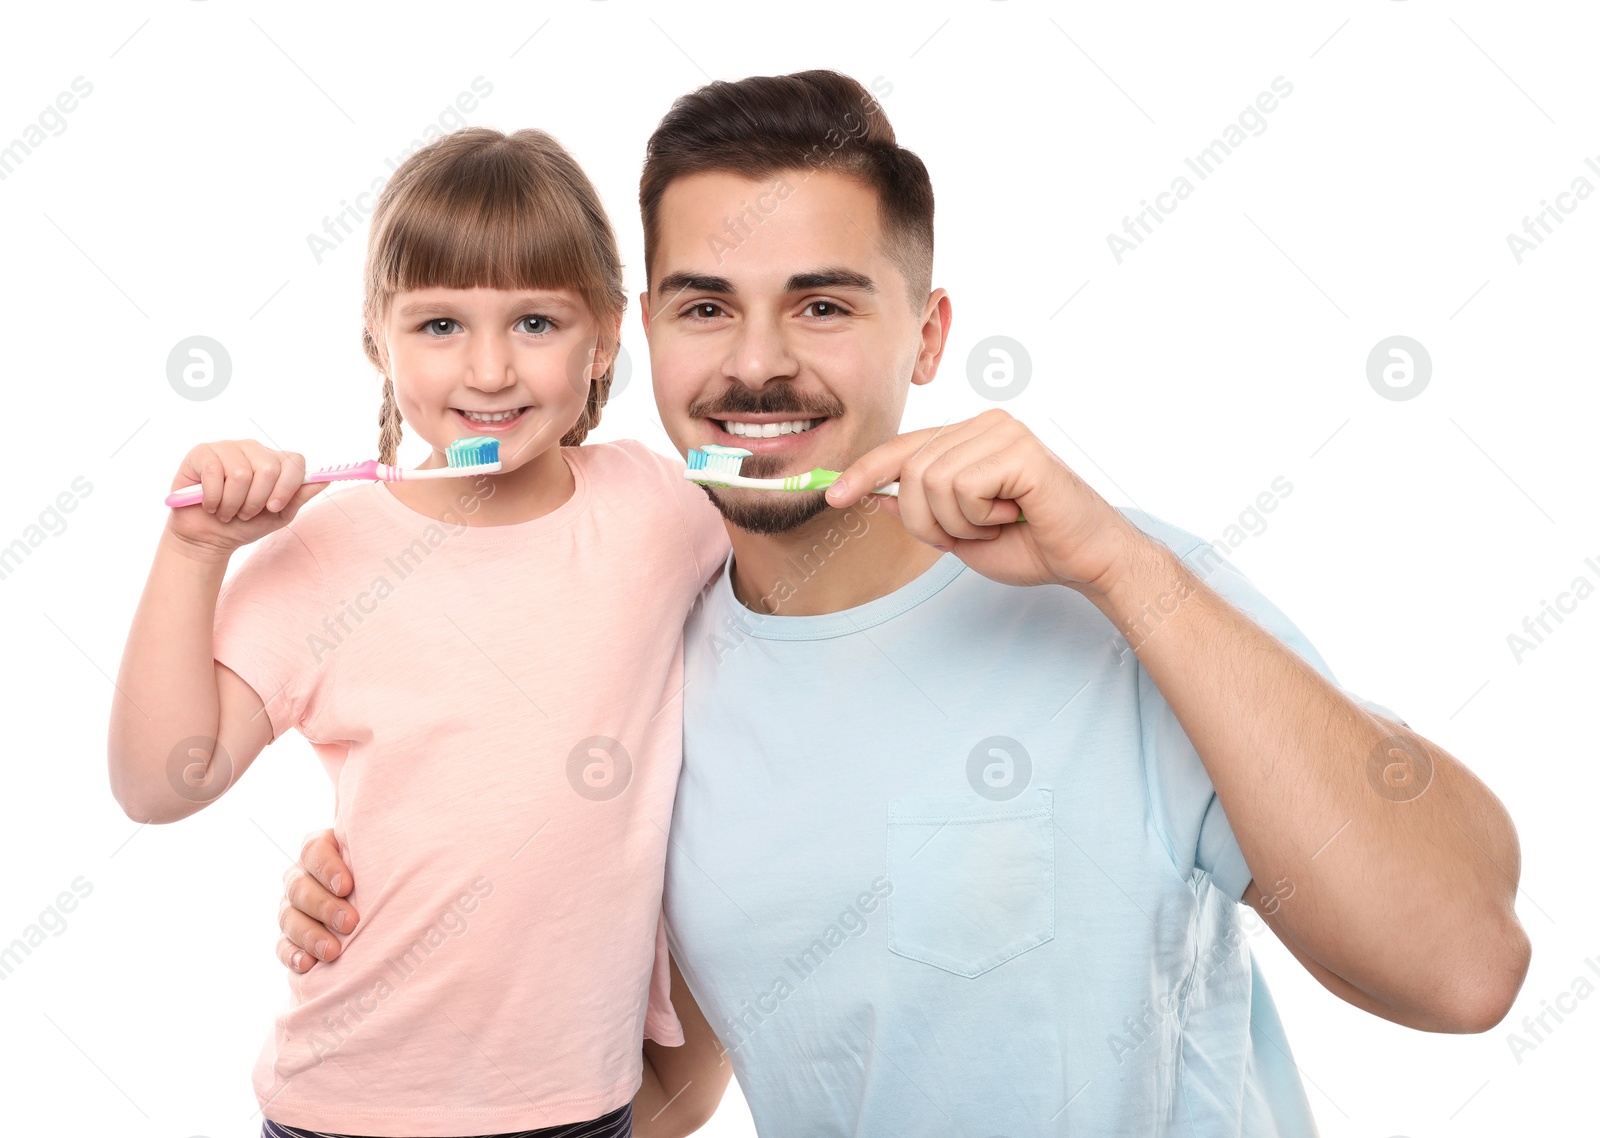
left=1, top=1, right=1595, bottom=1135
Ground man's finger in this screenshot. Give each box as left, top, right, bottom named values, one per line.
left=277, top=935, right=315, bottom=973
left=285, top=862, right=358, bottom=935
left=300, top=828, right=349, bottom=895
left=282, top=906, right=343, bottom=963
left=823, top=424, right=957, bottom=507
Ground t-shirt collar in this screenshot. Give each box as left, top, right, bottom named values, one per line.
left=713, top=548, right=968, bottom=641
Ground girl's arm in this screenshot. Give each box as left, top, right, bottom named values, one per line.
left=635, top=952, right=732, bottom=1137
left=107, top=440, right=323, bottom=823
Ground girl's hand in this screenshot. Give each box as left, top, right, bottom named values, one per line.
left=165, top=439, right=326, bottom=560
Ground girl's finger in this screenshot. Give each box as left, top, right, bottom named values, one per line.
left=192, top=447, right=229, bottom=516
left=214, top=444, right=255, bottom=523
left=263, top=451, right=307, bottom=515
left=236, top=446, right=284, bottom=522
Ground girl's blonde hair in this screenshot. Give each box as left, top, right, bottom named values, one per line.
left=362, top=127, right=627, bottom=464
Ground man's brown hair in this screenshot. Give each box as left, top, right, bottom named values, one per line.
left=639, top=70, right=934, bottom=304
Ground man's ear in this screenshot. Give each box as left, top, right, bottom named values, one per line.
left=638, top=289, right=653, bottom=338
left=911, top=288, right=952, bottom=388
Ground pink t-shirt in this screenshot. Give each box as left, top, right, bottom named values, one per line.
left=211, top=440, right=729, bottom=1135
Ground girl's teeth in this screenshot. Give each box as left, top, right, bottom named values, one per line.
left=462, top=408, right=522, bottom=423
left=724, top=418, right=816, bottom=438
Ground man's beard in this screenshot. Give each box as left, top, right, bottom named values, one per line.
left=698, top=482, right=832, bottom=535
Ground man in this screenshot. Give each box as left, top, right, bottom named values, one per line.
left=278, top=71, right=1529, bottom=1135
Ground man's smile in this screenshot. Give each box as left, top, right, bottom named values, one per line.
left=705, top=413, right=831, bottom=459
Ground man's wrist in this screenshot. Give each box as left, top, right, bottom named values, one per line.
left=1079, top=532, right=1194, bottom=640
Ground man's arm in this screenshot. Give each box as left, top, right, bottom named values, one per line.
left=635, top=953, right=732, bottom=1137
left=277, top=833, right=731, bottom=1135
left=828, top=409, right=1531, bottom=1033
left=1095, top=537, right=1528, bottom=1032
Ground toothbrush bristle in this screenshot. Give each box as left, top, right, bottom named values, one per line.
left=446, top=436, right=501, bottom=468
left=697, top=445, right=751, bottom=475
left=685, top=445, right=752, bottom=485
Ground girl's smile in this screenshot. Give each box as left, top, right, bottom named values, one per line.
left=453, top=405, right=533, bottom=431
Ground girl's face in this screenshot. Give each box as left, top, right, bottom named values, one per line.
left=374, top=285, right=613, bottom=473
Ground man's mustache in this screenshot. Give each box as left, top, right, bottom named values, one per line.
left=689, top=387, right=846, bottom=421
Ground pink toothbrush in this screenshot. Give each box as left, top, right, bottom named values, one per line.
left=164, top=436, right=501, bottom=508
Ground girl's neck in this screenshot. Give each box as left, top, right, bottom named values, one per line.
left=384, top=443, right=575, bottom=526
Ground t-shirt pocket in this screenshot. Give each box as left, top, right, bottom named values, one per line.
left=885, top=787, right=1055, bottom=978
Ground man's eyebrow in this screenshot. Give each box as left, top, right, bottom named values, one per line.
left=784, top=268, right=878, bottom=294
left=655, top=272, right=735, bottom=298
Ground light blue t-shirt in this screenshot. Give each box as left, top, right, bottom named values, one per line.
left=663, top=508, right=1402, bottom=1137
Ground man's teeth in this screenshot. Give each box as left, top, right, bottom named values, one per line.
left=722, top=418, right=819, bottom=439
left=460, top=407, right=524, bottom=423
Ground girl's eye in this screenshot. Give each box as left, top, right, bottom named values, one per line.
left=424, top=318, right=458, bottom=336
left=518, top=315, right=552, bottom=335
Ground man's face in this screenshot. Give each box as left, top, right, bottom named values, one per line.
left=642, top=170, right=947, bottom=534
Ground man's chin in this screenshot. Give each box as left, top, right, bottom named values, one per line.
left=698, top=484, right=832, bottom=535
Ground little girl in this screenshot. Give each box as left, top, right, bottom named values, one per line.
left=108, top=127, right=730, bottom=1137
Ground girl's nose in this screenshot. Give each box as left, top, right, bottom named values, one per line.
left=466, top=336, right=517, bottom=391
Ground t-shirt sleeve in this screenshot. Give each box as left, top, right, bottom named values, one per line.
left=642, top=902, right=685, bottom=1046
left=623, top=439, right=731, bottom=586
left=1137, top=527, right=1404, bottom=902
left=212, top=522, right=336, bottom=744
left=673, top=474, right=733, bottom=587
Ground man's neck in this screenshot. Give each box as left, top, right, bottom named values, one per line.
left=725, top=499, right=945, bottom=617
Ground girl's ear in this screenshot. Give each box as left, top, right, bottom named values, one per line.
left=591, top=311, right=625, bottom=381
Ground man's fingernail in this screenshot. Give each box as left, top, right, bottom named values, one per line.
left=828, top=480, right=848, bottom=501
left=291, top=950, right=305, bottom=969
left=317, top=939, right=335, bottom=959
left=330, top=873, right=343, bottom=893
left=330, top=911, right=348, bottom=933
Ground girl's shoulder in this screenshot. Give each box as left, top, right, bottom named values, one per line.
left=568, top=440, right=729, bottom=574
left=566, top=438, right=689, bottom=495
left=237, top=482, right=386, bottom=572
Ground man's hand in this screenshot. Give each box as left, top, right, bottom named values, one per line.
left=276, top=829, right=359, bottom=972
left=823, top=409, right=1143, bottom=593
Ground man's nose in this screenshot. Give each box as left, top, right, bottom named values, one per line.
left=723, top=312, right=797, bottom=388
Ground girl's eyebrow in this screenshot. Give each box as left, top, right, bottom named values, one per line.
left=394, top=293, right=578, bottom=319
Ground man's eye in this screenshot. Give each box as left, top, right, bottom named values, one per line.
left=687, top=302, right=724, bottom=319
left=424, top=318, right=458, bottom=335
left=805, top=301, right=845, bottom=318
left=519, top=315, right=552, bottom=335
